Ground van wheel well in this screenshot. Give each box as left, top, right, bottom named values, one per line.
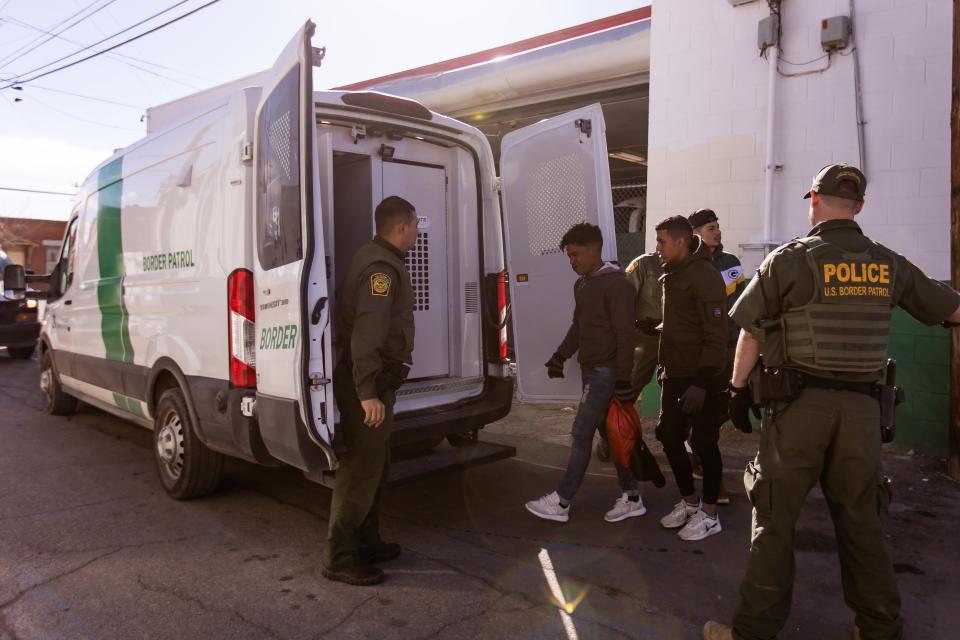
left=151, top=371, right=180, bottom=417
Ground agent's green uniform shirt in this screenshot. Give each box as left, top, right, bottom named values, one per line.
left=335, top=237, right=415, bottom=400
left=731, top=219, right=960, bottom=381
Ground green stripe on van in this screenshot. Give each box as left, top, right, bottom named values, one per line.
left=96, top=157, right=134, bottom=363
left=112, top=391, right=145, bottom=418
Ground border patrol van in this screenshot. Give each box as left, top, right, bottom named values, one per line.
left=12, top=22, right=618, bottom=499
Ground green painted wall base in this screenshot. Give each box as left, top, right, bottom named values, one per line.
left=638, top=307, right=951, bottom=456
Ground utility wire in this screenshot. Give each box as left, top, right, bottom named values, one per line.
left=0, top=0, right=225, bottom=90
left=0, top=0, right=120, bottom=71
left=0, top=186, right=77, bottom=196
left=2, top=15, right=210, bottom=83
left=6, top=0, right=192, bottom=84
left=0, top=0, right=104, bottom=68
left=15, top=90, right=142, bottom=131
left=22, top=84, right=144, bottom=109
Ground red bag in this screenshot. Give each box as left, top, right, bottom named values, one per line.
left=605, top=397, right=643, bottom=469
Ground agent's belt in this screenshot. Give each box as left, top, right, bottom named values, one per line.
left=799, top=373, right=877, bottom=397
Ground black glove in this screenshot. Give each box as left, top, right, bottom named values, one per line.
left=614, top=380, right=636, bottom=404
left=545, top=352, right=566, bottom=379
left=729, top=384, right=761, bottom=433
left=678, top=384, right=707, bottom=415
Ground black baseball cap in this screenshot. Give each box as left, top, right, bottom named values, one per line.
left=688, top=208, right=718, bottom=229
left=802, top=163, right=867, bottom=201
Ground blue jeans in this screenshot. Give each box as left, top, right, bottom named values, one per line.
left=557, top=367, right=638, bottom=502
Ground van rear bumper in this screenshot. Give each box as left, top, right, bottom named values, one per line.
left=0, top=321, right=40, bottom=347
left=390, top=376, right=514, bottom=447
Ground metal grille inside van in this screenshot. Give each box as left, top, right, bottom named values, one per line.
left=524, top=152, right=587, bottom=257
left=405, top=233, right=430, bottom=311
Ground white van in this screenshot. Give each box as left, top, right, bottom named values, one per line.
left=16, top=22, right=620, bottom=499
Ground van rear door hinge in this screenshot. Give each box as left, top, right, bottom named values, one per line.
left=493, top=177, right=503, bottom=193
left=310, top=373, right=330, bottom=388
left=351, top=125, right=366, bottom=144
left=241, top=141, right=253, bottom=164
left=574, top=118, right=592, bottom=138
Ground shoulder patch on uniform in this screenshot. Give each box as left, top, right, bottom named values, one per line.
left=371, top=272, right=392, bottom=296
left=625, top=258, right=640, bottom=274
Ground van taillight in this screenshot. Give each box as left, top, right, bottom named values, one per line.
left=497, top=272, right=508, bottom=361
left=228, top=269, right=256, bottom=388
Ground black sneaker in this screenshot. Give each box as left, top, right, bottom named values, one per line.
left=321, top=564, right=384, bottom=586
left=360, top=542, right=402, bottom=564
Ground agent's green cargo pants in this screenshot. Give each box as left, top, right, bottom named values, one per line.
left=631, top=333, right=660, bottom=396
left=324, top=369, right=393, bottom=571
left=732, top=388, right=901, bottom=640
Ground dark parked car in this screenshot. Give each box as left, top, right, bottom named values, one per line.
left=0, top=248, right=39, bottom=359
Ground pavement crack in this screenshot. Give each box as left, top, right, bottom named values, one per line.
left=136, top=576, right=285, bottom=640
left=309, top=595, right=375, bottom=639
left=40, top=533, right=211, bottom=555
left=411, top=596, right=503, bottom=639
left=0, top=547, right=122, bottom=611
left=0, top=495, right=139, bottom=522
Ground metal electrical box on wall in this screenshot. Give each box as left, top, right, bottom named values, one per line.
left=757, top=14, right=780, bottom=49
left=821, top=16, right=851, bottom=51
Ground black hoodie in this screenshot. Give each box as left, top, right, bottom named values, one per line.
left=556, top=262, right=637, bottom=380
left=659, top=238, right=728, bottom=380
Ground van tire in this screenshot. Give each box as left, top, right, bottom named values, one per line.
left=154, top=388, right=224, bottom=500
left=40, top=350, right=77, bottom=415
left=8, top=345, right=36, bottom=359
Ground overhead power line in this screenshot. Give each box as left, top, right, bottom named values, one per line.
left=0, top=0, right=120, bottom=71
left=22, top=84, right=144, bottom=109
left=0, top=0, right=104, bottom=68
left=1, top=15, right=211, bottom=85
left=0, top=186, right=77, bottom=196
left=5, top=0, right=192, bottom=83
left=0, top=0, right=225, bottom=90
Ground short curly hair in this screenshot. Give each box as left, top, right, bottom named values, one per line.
left=559, top=222, right=603, bottom=250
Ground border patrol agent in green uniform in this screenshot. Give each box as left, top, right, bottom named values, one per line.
left=323, top=196, right=419, bottom=587
left=625, top=251, right=665, bottom=396
left=704, top=164, right=960, bottom=640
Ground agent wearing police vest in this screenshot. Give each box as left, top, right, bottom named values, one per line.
left=323, top=196, right=419, bottom=587
left=704, top=164, right=960, bottom=640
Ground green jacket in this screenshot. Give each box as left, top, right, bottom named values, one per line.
left=625, top=252, right=663, bottom=334
left=335, top=237, right=415, bottom=400
left=659, top=237, right=728, bottom=380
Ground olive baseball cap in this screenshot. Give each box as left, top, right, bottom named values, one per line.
left=802, top=163, right=866, bottom=201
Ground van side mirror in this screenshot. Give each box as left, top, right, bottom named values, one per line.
left=3, top=264, right=26, bottom=293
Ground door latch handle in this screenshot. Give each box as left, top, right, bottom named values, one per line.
left=311, top=297, right=327, bottom=325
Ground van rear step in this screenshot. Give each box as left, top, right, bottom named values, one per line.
left=305, top=441, right=516, bottom=488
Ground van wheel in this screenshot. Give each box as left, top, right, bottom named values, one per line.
left=154, top=388, right=224, bottom=500
left=8, top=345, right=36, bottom=359
left=40, top=350, right=77, bottom=415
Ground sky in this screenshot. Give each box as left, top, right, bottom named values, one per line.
left=0, top=0, right=648, bottom=222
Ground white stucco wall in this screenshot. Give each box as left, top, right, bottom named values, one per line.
left=646, top=0, right=953, bottom=278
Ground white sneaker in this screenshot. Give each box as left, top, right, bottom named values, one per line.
left=678, top=509, right=722, bottom=541
left=660, top=499, right=700, bottom=529
left=525, top=492, right=570, bottom=522
left=604, top=493, right=647, bottom=523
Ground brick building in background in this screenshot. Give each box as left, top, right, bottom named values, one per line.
left=0, top=217, right=67, bottom=276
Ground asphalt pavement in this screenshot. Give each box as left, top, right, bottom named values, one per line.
left=1, top=350, right=957, bottom=639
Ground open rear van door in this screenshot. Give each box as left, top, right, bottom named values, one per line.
left=253, top=21, right=335, bottom=469
left=499, top=104, right=617, bottom=403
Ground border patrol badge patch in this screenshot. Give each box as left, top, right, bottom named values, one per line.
left=371, top=272, right=391, bottom=296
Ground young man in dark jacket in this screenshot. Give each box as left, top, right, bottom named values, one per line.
left=525, top=223, right=644, bottom=524
left=687, top=208, right=747, bottom=504
left=654, top=216, right=728, bottom=541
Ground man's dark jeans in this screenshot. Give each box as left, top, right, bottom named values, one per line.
left=557, top=367, right=638, bottom=502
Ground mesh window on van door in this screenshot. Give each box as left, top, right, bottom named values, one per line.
left=257, top=65, right=303, bottom=270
